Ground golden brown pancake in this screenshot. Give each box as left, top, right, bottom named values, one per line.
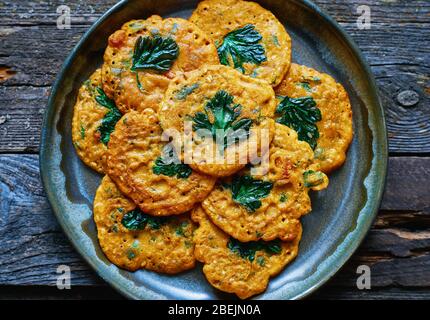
left=159, top=65, right=276, bottom=177
left=192, top=206, right=301, bottom=299
left=202, top=124, right=328, bottom=242
left=94, top=175, right=195, bottom=273
left=275, top=63, right=353, bottom=173
left=102, top=16, right=219, bottom=113
left=190, top=0, right=291, bottom=86
left=107, top=109, right=216, bottom=216
left=72, top=69, right=121, bottom=173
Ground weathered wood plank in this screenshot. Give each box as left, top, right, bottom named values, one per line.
left=0, top=86, right=47, bottom=153
left=381, top=157, right=430, bottom=213
left=0, top=154, right=429, bottom=295
left=0, top=154, right=102, bottom=285
left=311, top=287, right=430, bottom=300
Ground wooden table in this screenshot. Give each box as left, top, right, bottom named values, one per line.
left=0, top=0, right=429, bottom=300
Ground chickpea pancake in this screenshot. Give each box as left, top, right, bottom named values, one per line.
left=192, top=206, right=301, bottom=299
left=102, top=16, right=219, bottom=113
left=94, top=175, right=195, bottom=273
left=202, top=124, right=328, bottom=242
left=275, top=63, right=353, bottom=173
left=72, top=69, right=122, bottom=173
left=159, top=65, right=276, bottom=177
left=190, top=0, right=291, bottom=86
left=107, top=109, right=216, bottom=216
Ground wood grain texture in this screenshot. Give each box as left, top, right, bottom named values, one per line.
left=0, top=0, right=429, bottom=153
left=0, top=155, right=429, bottom=297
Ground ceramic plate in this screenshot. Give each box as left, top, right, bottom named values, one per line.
left=40, top=0, right=388, bottom=299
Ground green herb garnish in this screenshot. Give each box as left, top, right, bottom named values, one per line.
left=227, top=238, right=282, bottom=262
left=175, top=83, right=199, bottom=100
left=80, top=124, right=86, bottom=139
left=121, top=208, right=168, bottom=230
left=135, top=72, right=145, bottom=92
left=280, top=193, right=288, bottom=203
left=95, top=87, right=121, bottom=145
left=131, top=35, right=179, bottom=72
left=175, top=221, right=189, bottom=237
left=303, top=170, right=325, bottom=188
left=217, top=24, right=266, bottom=73
left=257, top=256, right=266, bottom=267
left=152, top=145, right=192, bottom=179
left=126, top=249, right=136, bottom=260
left=225, top=175, right=273, bottom=212
left=190, top=90, right=253, bottom=149
left=298, top=82, right=312, bottom=92
left=276, top=96, right=321, bottom=149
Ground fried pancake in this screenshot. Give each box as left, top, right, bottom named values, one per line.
left=107, top=109, right=216, bottom=216
left=159, top=65, right=276, bottom=177
left=94, top=175, right=195, bottom=273
left=72, top=69, right=121, bottom=173
left=202, top=123, right=328, bottom=242
left=102, top=16, right=219, bottom=113
left=190, top=0, right=291, bottom=86
left=275, top=63, right=353, bottom=173
left=192, top=206, right=301, bottom=299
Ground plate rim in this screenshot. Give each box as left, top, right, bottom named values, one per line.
left=39, top=0, right=388, bottom=300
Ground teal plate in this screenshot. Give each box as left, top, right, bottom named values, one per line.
left=40, top=0, right=387, bottom=299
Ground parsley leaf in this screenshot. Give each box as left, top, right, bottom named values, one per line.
left=276, top=96, right=322, bottom=149
left=227, top=237, right=282, bottom=262
left=152, top=145, right=192, bottom=179
left=95, top=87, right=121, bottom=145
left=121, top=209, right=168, bottom=230
left=131, top=35, right=179, bottom=72
left=190, top=90, right=253, bottom=149
left=225, top=175, right=273, bottom=212
left=217, top=24, right=266, bottom=73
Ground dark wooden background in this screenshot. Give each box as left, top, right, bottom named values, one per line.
left=0, top=0, right=429, bottom=300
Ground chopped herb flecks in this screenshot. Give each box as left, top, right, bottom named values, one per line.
left=272, top=35, right=280, bottom=47
left=280, top=193, right=288, bottom=203
left=175, top=83, right=199, bottom=100
left=298, top=82, right=312, bottom=92
left=303, top=170, right=325, bottom=188
left=80, top=124, right=86, bottom=139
